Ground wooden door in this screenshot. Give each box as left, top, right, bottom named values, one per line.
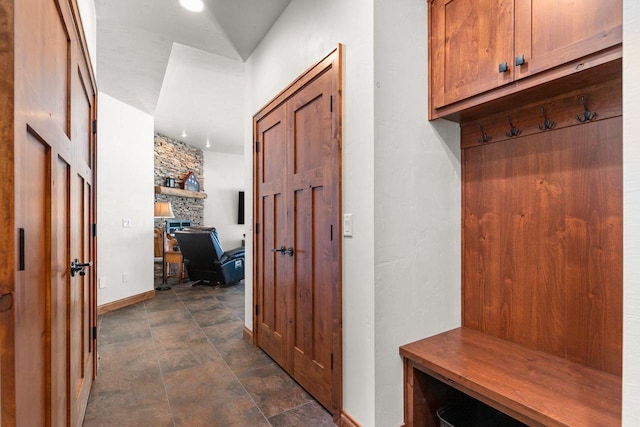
left=430, top=0, right=514, bottom=109
left=0, top=0, right=98, bottom=425
left=255, top=105, right=292, bottom=371
left=289, top=65, right=339, bottom=410
left=514, top=0, right=622, bottom=80
left=254, top=47, right=342, bottom=414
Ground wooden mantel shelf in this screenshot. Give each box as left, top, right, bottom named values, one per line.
left=154, top=185, right=207, bottom=199
left=400, top=327, right=621, bottom=427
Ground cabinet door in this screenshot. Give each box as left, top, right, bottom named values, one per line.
left=514, top=0, right=622, bottom=80
left=431, top=0, right=514, bottom=109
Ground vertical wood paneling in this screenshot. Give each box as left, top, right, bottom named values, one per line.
left=463, top=116, right=622, bottom=374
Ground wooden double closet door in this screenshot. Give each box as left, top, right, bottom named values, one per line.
left=253, top=47, right=342, bottom=415
left=0, top=0, right=98, bottom=425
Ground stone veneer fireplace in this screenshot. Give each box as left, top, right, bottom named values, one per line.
left=154, top=133, right=206, bottom=228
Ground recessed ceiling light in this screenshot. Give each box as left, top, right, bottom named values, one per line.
left=179, top=0, right=204, bottom=12
left=181, top=130, right=187, bottom=138
left=205, top=139, right=211, bottom=148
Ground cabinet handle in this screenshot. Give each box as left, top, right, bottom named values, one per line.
left=498, top=62, right=509, bottom=73
left=515, top=55, right=525, bottom=66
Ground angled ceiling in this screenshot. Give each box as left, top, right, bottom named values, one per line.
left=95, top=0, right=292, bottom=153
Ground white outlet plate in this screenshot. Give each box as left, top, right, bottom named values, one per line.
left=343, top=213, right=353, bottom=237
left=122, top=273, right=128, bottom=283
left=98, top=276, right=107, bottom=289
left=122, top=218, right=132, bottom=228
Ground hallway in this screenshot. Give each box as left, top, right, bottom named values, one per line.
left=83, top=281, right=334, bottom=426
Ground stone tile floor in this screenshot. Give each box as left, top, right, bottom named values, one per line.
left=83, top=280, right=335, bottom=427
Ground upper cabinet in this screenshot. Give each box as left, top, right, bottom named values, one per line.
left=429, top=0, right=622, bottom=120
left=431, top=0, right=515, bottom=109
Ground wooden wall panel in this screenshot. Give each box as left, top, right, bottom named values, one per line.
left=462, top=116, right=622, bottom=375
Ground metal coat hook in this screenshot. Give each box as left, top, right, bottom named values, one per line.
left=576, top=96, right=597, bottom=122
left=505, top=115, right=521, bottom=137
left=538, top=107, right=555, bottom=131
left=477, top=124, right=491, bottom=144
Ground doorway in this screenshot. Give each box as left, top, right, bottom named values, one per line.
left=253, top=46, right=343, bottom=416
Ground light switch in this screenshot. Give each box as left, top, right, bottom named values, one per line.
left=343, top=213, right=353, bottom=237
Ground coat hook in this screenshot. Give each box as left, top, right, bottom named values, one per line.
left=576, top=96, right=597, bottom=122
left=477, top=124, right=491, bottom=144
left=538, top=107, right=555, bottom=131
left=505, top=115, right=521, bottom=137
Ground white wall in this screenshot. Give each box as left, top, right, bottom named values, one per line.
left=373, top=1, right=461, bottom=425
left=97, top=92, right=155, bottom=306
left=624, top=0, right=640, bottom=424
left=245, top=0, right=376, bottom=424
left=203, top=151, right=245, bottom=248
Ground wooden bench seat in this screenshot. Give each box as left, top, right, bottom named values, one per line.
left=400, top=327, right=621, bottom=427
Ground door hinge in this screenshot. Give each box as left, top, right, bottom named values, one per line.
left=255, top=223, right=259, bottom=234
left=330, top=224, right=333, bottom=241
left=331, top=352, right=334, bottom=370
left=92, top=223, right=97, bottom=237
left=92, top=119, right=97, bottom=135
left=255, top=304, right=259, bottom=316
left=330, top=95, right=333, bottom=113
left=255, top=141, right=259, bottom=153
left=92, top=326, right=97, bottom=340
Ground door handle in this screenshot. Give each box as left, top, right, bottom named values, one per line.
left=71, top=258, right=92, bottom=277
left=271, top=246, right=294, bottom=256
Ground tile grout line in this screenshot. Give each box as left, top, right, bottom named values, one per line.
left=179, top=283, right=274, bottom=426
left=197, top=283, right=323, bottom=425
left=143, top=293, right=178, bottom=427
left=267, top=399, right=317, bottom=419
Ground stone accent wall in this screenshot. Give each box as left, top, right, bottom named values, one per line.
left=154, top=134, right=205, bottom=227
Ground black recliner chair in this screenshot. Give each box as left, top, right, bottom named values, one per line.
left=174, top=227, right=245, bottom=285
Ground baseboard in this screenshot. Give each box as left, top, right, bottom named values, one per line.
left=339, top=410, right=361, bottom=427
left=97, top=290, right=155, bottom=315
left=243, top=326, right=254, bottom=345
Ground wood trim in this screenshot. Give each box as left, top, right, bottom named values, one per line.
left=253, top=44, right=343, bottom=417
left=459, top=74, right=622, bottom=149
left=431, top=45, right=622, bottom=122
left=0, top=0, right=16, bottom=423
left=242, top=326, right=254, bottom=345
left=68, top=0, right=97, bottom=90
left=154, top=185, right=207, bottom=199
left=97, top=290, right=155, bottom=315
left=339, top=410, right=361, bottom=427
left=253, top=45, right=342, bottom=122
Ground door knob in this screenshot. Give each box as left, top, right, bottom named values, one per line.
left=71, top=258, right=92, bottom=277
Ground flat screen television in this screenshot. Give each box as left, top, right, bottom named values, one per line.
left=238, top=191, right=245, bottom=225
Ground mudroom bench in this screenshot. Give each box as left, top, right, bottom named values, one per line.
left=400, top=327, right=621, bottom=427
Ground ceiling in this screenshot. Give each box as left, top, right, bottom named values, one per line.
left=94, top=0, right=292, bottom=154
